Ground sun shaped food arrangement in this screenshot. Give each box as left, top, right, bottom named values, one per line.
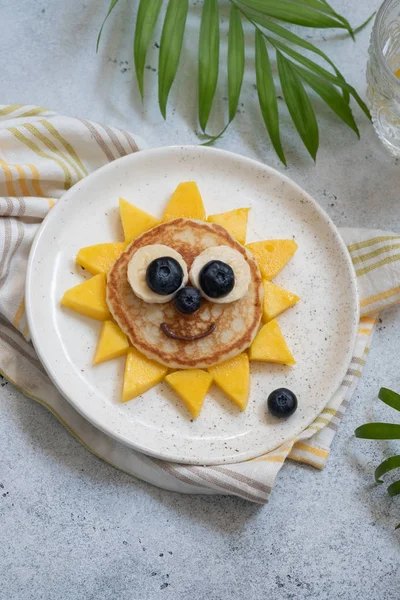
left=61, top=182, right=300, bottom=419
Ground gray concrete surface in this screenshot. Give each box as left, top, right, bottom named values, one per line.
left=1, top=0, right=400, bottom=598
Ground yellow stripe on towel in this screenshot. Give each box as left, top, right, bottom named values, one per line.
left=361, top=285, right=400, bottom=308
left=348, top=235, right=400, bottom=253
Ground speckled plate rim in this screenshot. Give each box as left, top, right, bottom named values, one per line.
left=26, top=146, right=359, bottom=465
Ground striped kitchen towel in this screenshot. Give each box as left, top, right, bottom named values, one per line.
left=0, top=104, right=399, bottom=503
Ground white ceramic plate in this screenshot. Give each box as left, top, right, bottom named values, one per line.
left=26, top=146, right=358, bottom=465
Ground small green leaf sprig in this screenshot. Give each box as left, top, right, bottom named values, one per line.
left=355, top=388, right=400, bottom=529
left=97, top=0, right=375, bottom=163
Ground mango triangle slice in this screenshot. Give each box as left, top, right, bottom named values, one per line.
left=262, top=280, right=300, bottom=322
left=208, top=353, right=250, bottom=410
left=61, top=273, right=110, bottom=321
left=249, top=320, right=295, bottom=365
left=76, top=242, right=127, bottom=275
left=246, top=239, right=298, bottom=280
left=119, top=198, right=160, bottom=243
left=93, top=321, right=130, bottom=365
left=122, top=348, right=168, bottom=402
left=207, top=207, right=250, bottom=245
left=162, top=182, right=206, bottom=222
left=165, top=369, right=213, bottom=418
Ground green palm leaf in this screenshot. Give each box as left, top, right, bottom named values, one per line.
left=277, top=50, right=319, bottom=160
left=198, top=0, right=220, bottom=131
left=158, top=0, right=189, bottom=119
left=238, top=0, right=348, bottom=30
left=97, top=0, right=371, bottom=164
left=388, top=480, right=400, bottom=497
left=134, top=0, right=163, bottom=98
left=293, top=63, right=359, bottom=136
left=379, top=387, right=400, bottom=412
left=375, top=455, right=400, bottom=484
left=268, top=37, right=370, bottom=119
left=353, top=12, right=376, bottom=36
left=255, top=31, right=286, bottom=165
left=355, top=423, right=400, bottom=439
left=242, top=12, right=350, bottom=104
left=97, top=0, right=121, bottom=51
left=298, top=0, right=354, bottom=37
left=228, top=5, right=245, bottom=123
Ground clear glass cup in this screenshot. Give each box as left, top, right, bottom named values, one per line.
left=367, top=0, right=400, bottom=155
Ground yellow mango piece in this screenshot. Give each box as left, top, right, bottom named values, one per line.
left=208, top=353, right=250, bottom=410
left=165, top=369, right=213, bottom=418
left=207, top=208, right=250, bottom=245
left=61, top=274, right=110, bottom=321
left=93, top=321, right=130, bottom=365
left=249, top=320, right=295, bottom=365
left=262, top=280, right=300, bottom=322
left=119, top=198, right=160, bottom=243
left=162, top=182, right=206, bottom=221
left=245, top=239, right=298, bottom=280
left=76, top=242, right=127, bottom=275
left=122, top=348, right=168, bottom=402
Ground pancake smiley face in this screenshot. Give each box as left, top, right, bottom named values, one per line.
left=107, top=218, right=263, bottom=369
left=61, top=181, right=299, bottom=417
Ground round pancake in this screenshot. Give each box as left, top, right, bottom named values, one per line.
left=107, top=218, right=263, bottom=369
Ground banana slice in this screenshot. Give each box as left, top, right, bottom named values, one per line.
left=190, top=246, right=251, bottom=303
left=127, top=244, right=188, bottom=304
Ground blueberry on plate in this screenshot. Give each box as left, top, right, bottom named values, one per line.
left=174, top=286, right=201, bottom=314
left=199, top=260, right=234, bottom=298
left=146, top=257, right=183, bottom=295
left=267, top=388, right=298, bottom=418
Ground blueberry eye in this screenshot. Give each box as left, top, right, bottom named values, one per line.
left=189, top=246, right=251, bottom=304
left=199, top=260, right=235, bottom=298
left=146, top=257, right=184, bottom=295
